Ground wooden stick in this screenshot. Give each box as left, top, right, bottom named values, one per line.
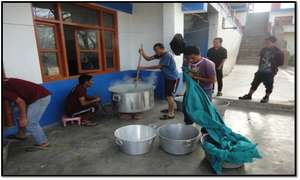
left=135, top=44, right=143, bottom=87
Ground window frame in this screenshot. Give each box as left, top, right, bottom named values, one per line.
left=31, top=3, right=120, bottom=82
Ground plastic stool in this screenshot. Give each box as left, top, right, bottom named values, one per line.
left=62, top=115, right=81, bottom=127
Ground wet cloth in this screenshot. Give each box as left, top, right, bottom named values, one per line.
left=182, top=67, right=262, bottom=174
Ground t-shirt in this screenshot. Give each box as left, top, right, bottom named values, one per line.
left=188, top=58, right=216, bottom=90
left=258, top=47, right=284, bottom=74
left=154, top=52, right=178, bottom=80
left=207, top=47, right=227, bottom=68
left=3, top=78, right=50, bottom=105
left=65, top=85, right=87, bottom=114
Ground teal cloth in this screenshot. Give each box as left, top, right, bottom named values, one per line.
left=182, top=67, right=262, bottom=174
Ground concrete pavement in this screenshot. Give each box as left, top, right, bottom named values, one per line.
left=218, top=65, right=295, bottom=103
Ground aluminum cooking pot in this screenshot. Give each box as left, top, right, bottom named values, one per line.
left=157, top=123, right=201, bottom=155
left=114, top=125, right=156, bottom=155
left=109, top=84, right=155, bottom=113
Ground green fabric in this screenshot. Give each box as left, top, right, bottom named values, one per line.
left=182, top=67, right=262, bottom=174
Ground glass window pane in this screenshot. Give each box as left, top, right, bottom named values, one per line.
left=105, top=51, right=114, bottom=68
left=80, top=52, right=99, bottom=70
left=61, top=4, right=99, bottom=25
left=103, top=12, right=113, bottom=28
left=104, top=31, right=113, bottom=49
left=77, top=30, right=97, bottom=50
left=32, top=3, right=57, bottom=19
left=36, top=25, right=56, bottom=49
left=41, top=52, right=60, bottom=76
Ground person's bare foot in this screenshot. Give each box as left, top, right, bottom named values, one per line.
left=37, top=142, right=49, bottom=148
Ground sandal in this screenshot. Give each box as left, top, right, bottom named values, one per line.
left=7, top=135, right=27, bottom=141
left=160, top=114, right=175, bottom=120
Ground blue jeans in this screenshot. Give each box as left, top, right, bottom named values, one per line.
left=203, top=88, right=213, bottom=101
left=26, top=95, right=51, bottom=145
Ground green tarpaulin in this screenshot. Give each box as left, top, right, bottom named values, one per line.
left=182, top=67, right=262, bottom=174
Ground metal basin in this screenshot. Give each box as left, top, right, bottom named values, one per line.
left=212, top=99, right=230, bottom=117
left=109, top=83, right=155, bottom=113
left=201, top=134, right=244, bottom=169
left=114, top=125, right=156, bottom=155
left=174, top=96, right=183, bottom=112
left=158, top=123, right=200, bottom=155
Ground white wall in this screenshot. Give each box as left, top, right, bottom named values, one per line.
left=284, top=32, right=295, bottom=55
left=3, top=3, right=43, bottom=83
left=269, top=10, right=295, bottom=26
left=118, top=3, right=164, bottom=71
left=162, top=3, right=184, bottom=68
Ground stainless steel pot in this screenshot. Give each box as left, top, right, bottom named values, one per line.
left=109, top=84, right=155, bottom=113
left=157, top=123, right=200, bottom=155
left=212, top=99, right=230, bottom=117
left=200, top=134, right=244, bottom=169
left=114, top=125, right=156, bottom=155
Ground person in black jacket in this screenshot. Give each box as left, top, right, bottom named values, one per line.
left=207, top=37, right=227, bottom=96
left=239, top=36, right=284, bottom=103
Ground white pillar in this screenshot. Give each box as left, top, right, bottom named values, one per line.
left=163, top=3, right=184, bottom=68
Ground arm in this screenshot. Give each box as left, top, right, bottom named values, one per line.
left=191, top=74, right=216, bottom=84
left=217, top=48, right=227, bottom=69
left=79, top=96, right=100, bottom=106
left=139, top=48, right=157, bottom=61
left=15, top=97, right=27, bottom=128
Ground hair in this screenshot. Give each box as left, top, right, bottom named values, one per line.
left=266, top=36, right=277, bottom=43
left=214, top=37, right=223, bottom=43
left=79, top=74, right=93, bottom=84
left=184, top=46, right=200, bottom=56
left=153, top=43, right=165, bottom=50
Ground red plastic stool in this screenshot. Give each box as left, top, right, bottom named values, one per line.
left=62, top=115, right=81, bottom=127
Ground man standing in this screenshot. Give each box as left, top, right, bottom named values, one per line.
left=207, top=37, right=227, bottom=96
left=4, top=78, right=51, bottom=148
left=65, top=74, right=100, bottom=126
left=239, top=36, right=284, bottom=103
left=138, top=43, right=179, bottom=120
left=184, top=46, right=216, bottom=100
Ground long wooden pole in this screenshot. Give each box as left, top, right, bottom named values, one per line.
left=135, top=44, right=143, bottom=87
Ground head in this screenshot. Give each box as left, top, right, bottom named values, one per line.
left=79, top=74, right=93, bottom=87
left=184, top=46, right=201, bottom=64
left=213, top=37, right=223, bottom=48
left=264, top=36, right=277, bottom=48
left=153, top=43, right=165, bottom=56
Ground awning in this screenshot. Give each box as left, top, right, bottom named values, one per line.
left=96, top=3, right=132, bottom=14
left=182, top=3, right=208, bottom=13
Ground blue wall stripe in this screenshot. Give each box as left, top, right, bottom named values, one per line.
left=182, top=3, right=207, bottom=13
left=96, top=3, right=132, bottom=14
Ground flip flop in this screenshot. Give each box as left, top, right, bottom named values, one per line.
left=7, top=135, right=27, bottom=141
left=160, top=114, right=175, bottom=120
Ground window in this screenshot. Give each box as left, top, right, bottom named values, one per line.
left=32, top=3, right=119, bottom=82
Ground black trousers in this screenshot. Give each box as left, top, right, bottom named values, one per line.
left=214, top=68, right=223, bottom=92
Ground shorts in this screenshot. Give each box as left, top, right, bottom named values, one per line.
left=165, top=78, right=178, bottom=97
left=250, top=71, right=274, bottom=94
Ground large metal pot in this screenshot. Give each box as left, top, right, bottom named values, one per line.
left=212, top=99, right=230, bottom=117
left=114, top=125, right=156, bottom=155
left=157, top=123, right=200, bottom=155
left=109, top=83, right=155, bottom=113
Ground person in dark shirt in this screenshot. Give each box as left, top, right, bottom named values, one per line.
left=65, top=74, right=100, bottom=126
left=3, top=78, right=51, bottom=148
left=138, top=43, right=179, bottom=120
left=207, top=37, right=227, bottom=96
left=239, top=36, right=284, bottom=103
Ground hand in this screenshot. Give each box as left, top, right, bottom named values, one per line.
left=189, top=72, right=195, bottom=79
left=217, top=65, right=222, bottom=70
left=138, top=48, right=144, bottom=55
left=138, top=65, right=144, bottom=70
left=94, top=97, right=101, bottom=102
left=19, top=115, right=27, bottom=128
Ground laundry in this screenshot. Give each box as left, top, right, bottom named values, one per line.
left=182, top=66, right=262, bottom=174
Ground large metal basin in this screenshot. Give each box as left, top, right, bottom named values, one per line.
left=158, top=123, right=200, bottom=155
left=114, top=125, right=156, bottom=155
left=109, top=83, right=154, bottom=113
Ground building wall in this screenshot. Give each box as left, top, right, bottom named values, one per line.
left=118, top=3, right=164, bottom=70
left=284, top=32, right=295, bottom=55
left=3, top=3, right=42, bottom=83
